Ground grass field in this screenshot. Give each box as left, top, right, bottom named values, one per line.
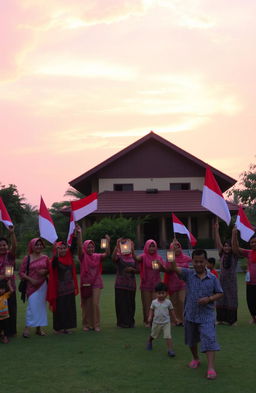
left=2, top=273, right=256, bottom=393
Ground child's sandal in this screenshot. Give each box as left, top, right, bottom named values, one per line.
left=188, top=359, right=200, bottom=368
left=207, top=369, right=217, bottom=380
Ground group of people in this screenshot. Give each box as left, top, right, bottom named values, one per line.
left=0, top=221, right=256, bottom=380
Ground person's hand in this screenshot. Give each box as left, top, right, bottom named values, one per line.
left=75, top=224, right=81, bottom=233
left=131, top=241, right=135, bottom=252
left=214, top=218, right=219, bottom=230
left=7, top=225, right=15, bottom=233
left=232, top=226, right=238, bottom=234
left=105, top=234, right=111, bottom=242
left=7, top=280, right=14, bottom=292
left=197, top=297, right=210, bottom=305
left=29, top=278, right=40, bottom=286
left=38, top=269, right=48, bottom=276
left=124, top=267, right=135, bottom=273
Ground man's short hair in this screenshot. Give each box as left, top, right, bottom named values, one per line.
left=192, top=249, right=207, bottom=259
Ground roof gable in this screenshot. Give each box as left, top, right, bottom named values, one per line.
left=70, top=131, right=236, bottom=193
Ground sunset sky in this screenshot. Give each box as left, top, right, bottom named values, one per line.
left=0, top=0, right=255, bottom=207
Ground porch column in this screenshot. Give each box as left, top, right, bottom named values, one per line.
left=187, top=215, right=192, bottom=231
left=136, top=222, right=143, bottom=249
left=160, top=216, right=167, bottom=249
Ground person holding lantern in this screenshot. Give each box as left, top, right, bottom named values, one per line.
left=137, top=239, right=166, bottom=327
left=113, top=238, right=139, bottom=328
left=0, top=226, right=17, bottom=337
left=77, top=225, right=110, bottom=332
left=164, top=238, right=192, bottom=326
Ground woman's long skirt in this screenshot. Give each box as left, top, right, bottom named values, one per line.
left=53, top=293, right=77, bottom=331
left=115, top=288, right=135, bottom=328
left=26, top=281, right=48, bottom=327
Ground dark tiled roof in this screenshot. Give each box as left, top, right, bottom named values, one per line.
left=94, top=190, right=238, bottom=214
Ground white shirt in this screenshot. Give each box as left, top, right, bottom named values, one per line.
left=150, top=298, right=173, bottom=324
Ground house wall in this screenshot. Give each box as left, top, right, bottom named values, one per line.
left=99, top=177, right=204, bottom=192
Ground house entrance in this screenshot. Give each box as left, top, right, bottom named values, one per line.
left=143, top=217, right=160, bottom=245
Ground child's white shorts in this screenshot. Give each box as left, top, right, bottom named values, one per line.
left=151, top=322, right=171, bottom=339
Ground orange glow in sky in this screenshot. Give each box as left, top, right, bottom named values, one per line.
left=0, top=0, right=255, bottom=207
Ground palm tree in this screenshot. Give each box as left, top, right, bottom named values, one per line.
left=64, top=187, right=85, bottom=200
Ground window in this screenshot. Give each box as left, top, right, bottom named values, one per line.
left=114, top=184, right=134, bottom=191
left=170, top=183, right=190, bottom=190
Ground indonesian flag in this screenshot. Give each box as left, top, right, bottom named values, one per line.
left=235, top=206, right=254, bottom=242
left=71, top=192, right=98, bottom=222
left=67, top=211, right=75, bottom=246
left=201, top=167, right=231, bottom=225
left=39, top=196, right=58, bottom=243
left=172, top=213, right=197, bottom=246
left=0, top=197, right=13, bottom=228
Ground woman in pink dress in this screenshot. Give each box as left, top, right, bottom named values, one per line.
left=232, top=227, right=256, bottom=324
left=19, top=238, right=49, bottom=338
left=77, top=227, right=110, bottom=332
left=164, top=238, right=192, bottom=326
left=137, top=239, right=165, bottom=327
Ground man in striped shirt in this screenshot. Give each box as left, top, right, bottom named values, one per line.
left=172, top=248, right=223, bottom=380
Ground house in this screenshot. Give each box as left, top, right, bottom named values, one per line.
left=69, top=131, right=238, bottom=248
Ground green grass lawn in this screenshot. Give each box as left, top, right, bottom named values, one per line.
left=2, top=273, right=256, bottom=393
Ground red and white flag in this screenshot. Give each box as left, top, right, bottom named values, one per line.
left=71, top=192, right=98, bottom=222
left=235, top=206, right=254, bottom=242
left=0, top=197, right=13, bottom=228
left=39, top=197, right=58, bottom=243
left=172, top=213, right=197, bottom=246
left=67, top=211, right=75, bottom=246
left=201, top=167, right=231, bottom=225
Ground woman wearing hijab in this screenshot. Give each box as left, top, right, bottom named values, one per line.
left=0, top=226, right=17, bottom=337
left=77, top=226, right=110, bottom=332
left=113, top=238, right=139, bottom=328
left=164, top=238, right=192, bottom=326
left=232, top=226, right=256, bottom=324
left=214, top=220, right=238, bottom=325
left=137, top=239, right=165, bottom=327
left=19, top=238, right=49, bottom=338
left=47, top=240, right=79, bottom=334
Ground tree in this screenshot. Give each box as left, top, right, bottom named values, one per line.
left=0, top=184, right=26, bottom=225
left=50, top=201, right=71, bottom=241
left=64, top=187, right=85, bottom=200
left=227, top=163, right=256, bottom=224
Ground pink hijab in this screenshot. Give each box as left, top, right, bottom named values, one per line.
left=140, top=239, right=163, bottom=280
left=169, top=241, right=191, bottom=266
left=28, top=238, right=45, bottom=254
left=80, top=240, right=102, bottom=284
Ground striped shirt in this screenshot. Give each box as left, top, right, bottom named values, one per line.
left=180, top=268, right=223, bottom=323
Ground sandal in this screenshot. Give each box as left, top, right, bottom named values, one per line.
left=207, top=369, right=217, bottom=380
left=188, top=359, right=200, bottom=369
left=23, top=329, right=30, bottom=338
left=63, top=330, right=72, bottom=334
left=36, top=329, right=46, bottom=336
left=1, top=335, right=9, bottom=344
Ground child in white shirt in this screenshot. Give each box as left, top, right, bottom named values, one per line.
left=147, top=282, right=177, bottom=357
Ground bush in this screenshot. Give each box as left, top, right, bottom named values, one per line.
left=84, top=217, right=139, bottom=251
